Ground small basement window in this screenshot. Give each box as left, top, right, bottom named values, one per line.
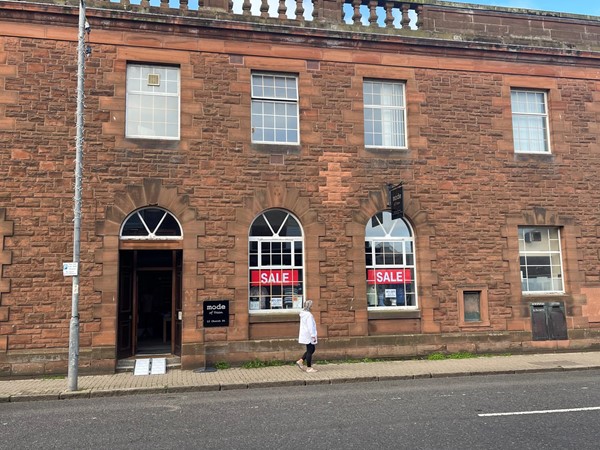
left=457, top=287, right=490, bottom=328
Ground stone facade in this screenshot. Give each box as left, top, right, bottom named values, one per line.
left=1, top=0, right=600, bottom=376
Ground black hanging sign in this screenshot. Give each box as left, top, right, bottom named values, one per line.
left=203, top=300, right=230, bottom=328
left=389, top=183, right=404, bottom=220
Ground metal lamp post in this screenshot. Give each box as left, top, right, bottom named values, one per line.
left=67, top=0, right=87, bottom=392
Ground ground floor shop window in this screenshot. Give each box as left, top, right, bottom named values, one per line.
left=519, top=226, right=564, bottom=293
left=365, top=211, right=417, bottom=308
left=249, top=209, right=304, bottom=311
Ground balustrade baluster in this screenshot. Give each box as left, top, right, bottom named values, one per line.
left=415, top=5, right=423, bottom=30
left=384, top=2, right=394, bottom=28
left=278, top=0, right=287, bottom=19
left=400, top=3, right=410, bottom=29
left=228, top=0, right=234, bottom=13
left=160, top=0, right=169, bottom=9
left=242, top=0, right=252, bottom=16
left=260, top=0, right=269, bottom=18
left=368, top=0, right=378, bottom=27
left=312, top=0, right=320, bottom=22
left=141, top=0, right=150, bottom=8
left=180, top=0, right=188, bottom=12
left=352, top=0, right=362, bottom=25
left=295, top=0, right=305, bottom=21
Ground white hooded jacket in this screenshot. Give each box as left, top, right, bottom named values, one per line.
left=298, top=310, right=317, bottom=345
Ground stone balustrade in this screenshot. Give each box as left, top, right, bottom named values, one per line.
left=12, top=0, right=600, bottom=49
left=38, top=0, right=425, bottom=30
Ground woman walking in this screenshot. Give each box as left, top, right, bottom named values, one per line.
left=296, top=300, right=318, bottom=372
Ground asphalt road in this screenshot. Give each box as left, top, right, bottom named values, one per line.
left=1, top=370, right=599, bottom=450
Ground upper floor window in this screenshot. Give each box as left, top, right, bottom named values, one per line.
left=251, top=72, right=299, bottom=144
left=120, top=207, right=182, bottom=240
left=363, top=80, right=407, bottom=149
left=511, top=89, right=550, bottom=153
left=519, top=227, right=564, bottom=293
left=126, top=64, right=180, bottom=140
left=248, top=209, right=304, bottom=311
left=365, top=212, right=417, bottom=308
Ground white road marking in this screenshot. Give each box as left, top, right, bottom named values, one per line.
left=478, top=406, right=600, bottom=417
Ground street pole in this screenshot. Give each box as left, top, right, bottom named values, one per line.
left=67, top=0, right=87, bottom=392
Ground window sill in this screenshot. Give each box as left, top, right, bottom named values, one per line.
left=364, top=146, right=411, bottom=159
left=125, top=138, right=181, bottom=149
left=459, top=321, right=491, bottom=329
left=514, top=152, right=554, bottom=162
left=522, top=292, right=566, bottom=297
left=368, top=308, right=420, bottom=320
left=251, top=143, right=301, bottom=154
left=249, top=311, right=300, bottom=323
left=365, top=146, right=409, bottom=153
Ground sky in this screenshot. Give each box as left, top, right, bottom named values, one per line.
left=444, top=0, right=600, bottom=17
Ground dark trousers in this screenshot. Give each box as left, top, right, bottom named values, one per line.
left=302, top=343, right=316, bottom=368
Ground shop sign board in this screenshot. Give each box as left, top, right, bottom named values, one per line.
left=203, top=300, right=230, bottom=328
left=367, top=268, right=412, bottom=284
left=250, top=269, right=299, bottom=286
left=389, top=183, right=404, bottom=220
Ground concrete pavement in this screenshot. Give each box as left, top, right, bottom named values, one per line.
left=1, top=351, right=599, bottom=403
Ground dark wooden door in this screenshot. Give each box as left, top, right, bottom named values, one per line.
left=173, top=250, right=182, bottom=356
left=117, top=251, right=135, bottom=358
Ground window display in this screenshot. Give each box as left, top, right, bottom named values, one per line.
left=249, top=209, right=304, bottom=311
left=365, top=212, right=417, bottom=308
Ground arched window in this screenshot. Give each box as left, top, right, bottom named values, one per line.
left=120, top=207, right=182, bottom=240
left=248, top=209, right=304, bottom=311
left=365, top=212, right=417, bottom=308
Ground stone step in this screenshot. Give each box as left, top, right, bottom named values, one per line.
left=116, top=356, right=181, bottom=373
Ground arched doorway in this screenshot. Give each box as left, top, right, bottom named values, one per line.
left=117, top=207, right=183, bottom=358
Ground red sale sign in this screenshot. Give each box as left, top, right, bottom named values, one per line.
left=367, top=268, right=412, bottom=285
left=251, top=269, right=299, bottom=286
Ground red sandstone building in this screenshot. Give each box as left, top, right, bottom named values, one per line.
left=1, top=0, right=600, bottom=376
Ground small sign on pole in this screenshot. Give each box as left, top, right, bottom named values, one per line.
left=63, top=262, right=78, bottom=277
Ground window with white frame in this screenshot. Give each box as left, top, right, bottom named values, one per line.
left=249, top=209, right=304, bottom=311
left=365, top=212, right=417, bottom=308
left=251, top=73, right=299, bottom=144
left=519, top=227, right=564, bottom=293
left=363, top=80, right=407, bottom=149
left=511, top=89, right=550, bottom=153
left=126, top=64, right=180, bottom=140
